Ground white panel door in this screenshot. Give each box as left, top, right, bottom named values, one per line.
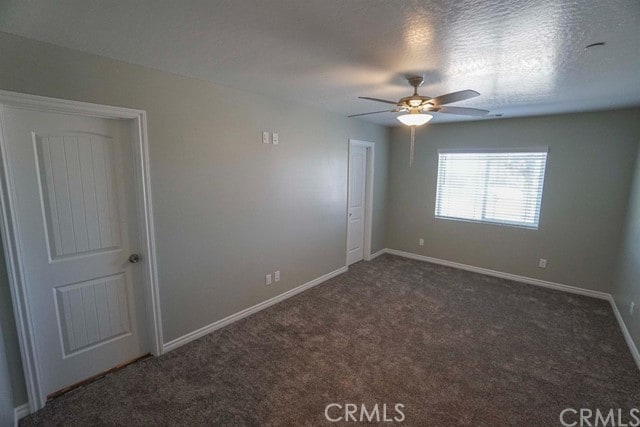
left=347, top=145, right=367, bottom=265
left=2, top=107, right=148, bottom=399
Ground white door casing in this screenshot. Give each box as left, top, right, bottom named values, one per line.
left=347, top=145, right=366, bottom=265
left=346, top=140, right=374, bottom=266
left=0, top=91, right=162, bottom=412
left=4, top=107, right=149, bottom=400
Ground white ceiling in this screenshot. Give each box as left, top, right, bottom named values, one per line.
left=0, top=0, right=639, bottom=126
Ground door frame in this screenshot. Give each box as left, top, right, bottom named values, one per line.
left=346, top=139, right=375, bottom=266
left=0, top=90, right=163, bottom=411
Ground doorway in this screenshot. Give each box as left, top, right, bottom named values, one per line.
left=0, top=91, right=162, bottom=411
left=347, top=139, right=374, bottom=266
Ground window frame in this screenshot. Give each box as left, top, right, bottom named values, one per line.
left=434, top=147, right=549, bottom=230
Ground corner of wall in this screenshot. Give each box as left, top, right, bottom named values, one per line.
left=610, top=138, right=640, bottom=368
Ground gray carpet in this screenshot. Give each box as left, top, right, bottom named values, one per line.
left=22, top=254, right=640, bottom=426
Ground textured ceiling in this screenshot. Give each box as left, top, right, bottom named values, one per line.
left=0, top=0, right=639, bottom=126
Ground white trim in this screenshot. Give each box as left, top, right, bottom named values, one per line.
left=384, top=248, right=610, bottom=299
left=609, top=297, right=640, bottom=371
left=0, top=90, right=162, bottom=411
left=14, top=403, right=29, bottom=427
left=347, top=139, right=375, bottom=264
left=437, top=146, right=549, bottom=154
left=0, top=90, right=144, bottom=119
left=163, top=266, right=348, bottom=353
left=368, top=248, right=386, bottom=260
left=0, top=105, right=40, bottom=412
left=132, top=110, right=164, bottom=357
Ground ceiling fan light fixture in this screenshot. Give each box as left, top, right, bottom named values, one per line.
left=397, top=113, right=433, bottom=126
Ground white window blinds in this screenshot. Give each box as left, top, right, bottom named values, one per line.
left=435, top=149, right=548, bottom=229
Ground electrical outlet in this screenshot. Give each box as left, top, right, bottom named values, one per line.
left=262, top=131, right=270, bottom=144
left=631, top=302, right=635, bottom=316
left=272, top=132, right=279, bottom=145
left=538, top=258, right=547, bottom=268
left=274, top=270, right=280, bottom=282
left=419, top=238, right=424, bottom=246
left=265, top=273, right=272, bottom=285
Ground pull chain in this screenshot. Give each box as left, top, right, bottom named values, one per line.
left=409, top=125, right=416, bottom=166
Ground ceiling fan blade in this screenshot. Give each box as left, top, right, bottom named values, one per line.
left=348, top=110, right=396, bottom=118
left=430, top=90, right=480, bottom=106
left=437, top=106, right=490, bottom=116
left=358, top=96, right=399, bottom=105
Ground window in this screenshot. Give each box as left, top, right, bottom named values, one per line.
left=435, top=149, right=548, bottom=229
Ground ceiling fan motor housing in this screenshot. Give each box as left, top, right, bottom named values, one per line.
left=408, top=76, right=425, bottom=90
left=351, top=76, right=488, bottom=118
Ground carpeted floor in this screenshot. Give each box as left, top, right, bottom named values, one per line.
left=22, top=254, right=640, bottom=426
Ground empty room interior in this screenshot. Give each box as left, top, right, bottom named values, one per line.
left=0, top=1, right=639, bottom=426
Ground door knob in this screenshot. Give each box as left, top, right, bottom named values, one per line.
left=128, top=253, right=141, bottom=264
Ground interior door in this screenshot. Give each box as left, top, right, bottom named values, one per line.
left=1, top=106, right=149, bottom=400
left=347, top=145, right=367, bottom=265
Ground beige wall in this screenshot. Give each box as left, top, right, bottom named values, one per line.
left=612, top=143, right=640, bottom=356
left=2, top=29, right=638, bottom=411
left=0, top=32, right=390, bottom=406
left=387, top=110, right=640, bottom=292
left=0, top=249, right=23, bottom=407
left=0, top=273, right=14, bottom=425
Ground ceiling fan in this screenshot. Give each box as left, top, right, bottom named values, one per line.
left=349, top=76, right=489, bottom=165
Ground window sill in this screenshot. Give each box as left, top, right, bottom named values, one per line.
left=434, top=215, right=539, bottom=230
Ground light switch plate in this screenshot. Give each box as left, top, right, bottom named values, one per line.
left=262, top=131, right=270, bottom=144
left=272, top=132, right=279, bottom=145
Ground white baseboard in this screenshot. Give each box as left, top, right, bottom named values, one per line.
left=383, top=248, right=640, bottom=371
left=162, top=247, right=639, bottom=373
left=609, top=297, right=640, bottom=371
left=163, top=266, right=348, bottom=353
left=14, top=403, right=29, bottom=426
left=368, top=248, right=386, bottom=260
left=384, top=248, right=610, bottom=300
